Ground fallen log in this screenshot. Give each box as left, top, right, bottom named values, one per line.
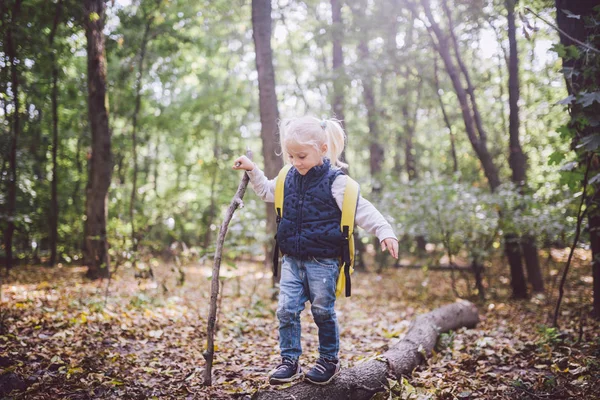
left=252, top=300, right=479, bottom=400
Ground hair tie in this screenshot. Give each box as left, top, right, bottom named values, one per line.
left=320, top=120, right=327, bottom=129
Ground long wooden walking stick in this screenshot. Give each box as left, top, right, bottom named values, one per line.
left=203, top=151, right=251, bottom=386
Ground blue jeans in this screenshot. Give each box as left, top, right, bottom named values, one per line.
left=277, top=255, right=340, bottom=361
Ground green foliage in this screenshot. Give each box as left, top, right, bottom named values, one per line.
left=437, top=331, right=456, bottom=351
left=381, top=179, right=576, bottom=264
left=383, top=179, right=500, bottom=262
left=552, top=5, right=600, bottom=203
left=536, top=325, right=562, bottom=347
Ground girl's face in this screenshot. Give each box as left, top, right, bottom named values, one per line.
left=286, top=141, right=327, bottom=175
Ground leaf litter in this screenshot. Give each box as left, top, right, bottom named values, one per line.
left=1, top=248, right=598, bottom=399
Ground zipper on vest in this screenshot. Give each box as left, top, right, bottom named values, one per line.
left=296, top=174, right=305, bottom=255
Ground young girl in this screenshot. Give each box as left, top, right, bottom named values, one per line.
left=233, top=116, right=398, bottom=385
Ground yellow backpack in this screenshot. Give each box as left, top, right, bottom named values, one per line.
left=272, top=165, right=359, bottom=297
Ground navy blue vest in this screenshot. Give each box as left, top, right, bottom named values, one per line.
left=277, top=159, right=344, bottom=259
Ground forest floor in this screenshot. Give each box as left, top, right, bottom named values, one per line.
left=1, top=248, right=599, bottom=399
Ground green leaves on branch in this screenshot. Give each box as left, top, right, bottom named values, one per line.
left=551, top=43, right=581, bottom=60
left=557, top=92, right=600, bottom=108
left=380, top=180, right=575, bottom=262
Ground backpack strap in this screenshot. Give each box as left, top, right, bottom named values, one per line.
left=272, top=164, right=292, bottom=277
left=339, top=176, right=359, bottom=297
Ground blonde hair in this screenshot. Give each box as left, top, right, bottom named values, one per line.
left=279, top=116, right=348, bottom=169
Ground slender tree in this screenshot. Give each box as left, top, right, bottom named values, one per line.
left=252, top=0, right=283, bottom=276
left=83, top=0, right=112, bottom=279
left=398, top=17, right=422, bottom=182
left=129, top=9, right=154, bottom=275
left=433, top=56, right=458, bottom=173
left=330, top=0, right=367, bottom=270
left=331, top=0, right=346, bottom=129
left=351, top=1, right=383, bottom=188
left=506, top=0, right=544, bottom=292
left=49, top=0, right=63, bottom=267
left=3, top=0, right=23, bottom=272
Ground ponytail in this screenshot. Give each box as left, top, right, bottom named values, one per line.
left=321, top=119, right=348, bottom=169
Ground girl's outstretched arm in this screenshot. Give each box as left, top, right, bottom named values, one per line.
left=232, top=156, right=276, bottom=203
left=332, top=175, right=399, bottom=259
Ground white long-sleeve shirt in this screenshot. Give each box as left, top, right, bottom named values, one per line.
left=246, top=166, right=398, bottom=242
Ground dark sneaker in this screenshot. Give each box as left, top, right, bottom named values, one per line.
left=268, top=358, right=303, bottom=385
left=305, top=357, right=341, bottom=385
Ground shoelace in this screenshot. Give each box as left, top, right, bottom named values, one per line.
left=313, top=363, right=327, bottom=374
left=275, top=360, right=294, bottom=372
left=313, top=359, right=331, bottom=374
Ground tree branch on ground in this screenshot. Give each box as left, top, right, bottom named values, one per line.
left=252, top=301, right=479, bottom=400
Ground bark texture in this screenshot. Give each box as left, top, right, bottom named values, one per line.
left=253, top=301, right=479, bottom=400
left=252, top=0, right=283, bottom=276
left=84, top=0, right=112, bottom=279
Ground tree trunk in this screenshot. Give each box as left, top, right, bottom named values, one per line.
left=506, top=0, right=544, bottom=293
left=522, top=235, right=544, bottom=292
left=0, top=9, right=7, bottom=180
left=330, top=0, right=367, bottom=270
left=129, top=16, right=152, bottom=272
left=72, top=132, right=83, bottom=215
left=472, top=260, right=486, bottom=300
left=441, top=0, right=489, bottom=150
left=401, top=78, right=421, bottom=182
left=506, top=0, right=525, bottom=185
left=253, top=301, right=479, bottom=400
left=49, top=0, right=63, bottom=267
left=396, top=16, right=426, bottom=252
left=358, top=38, right=384, bottom=185
left=398, top=18, right=421, bottom=182
left=353, top=3, right=387, bottom=268
left=331, top=0, right=345, bottom=130
left=555, top=0, right=600, bottom=319
left=83, top=0, right=112, bottom=280
left=252, top=0, right=283, bottom=280
left=433, top=56, right=458, bottom=173
left=421, top=1, right=500, bottom=191
left=4, top=0, right=22, bottom=272
left=590, top=196, right=600, bottom=320
left=505, top=233, right=527, bottom=299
